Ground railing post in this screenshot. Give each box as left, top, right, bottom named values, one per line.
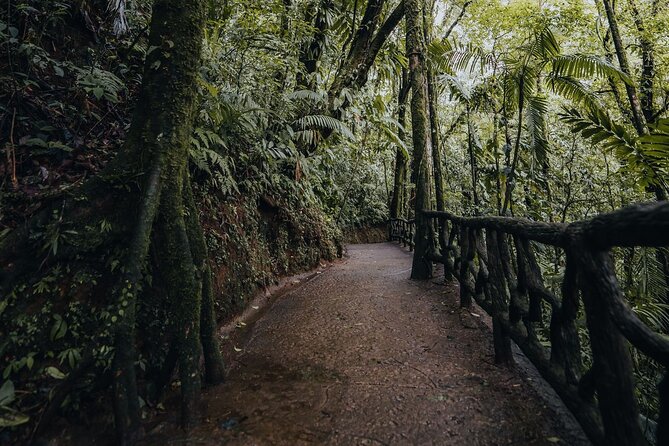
left=659, top=373, right=669, bottom=445
left=474, top=229, right=490, bottom=306
left=557, top=250, right=582, bottom=385
left=402, top=221, right=407, bottom=247
left=446, top=221, right=458, bottom=279
left=578, top=248, right=644, bottom=446
left=485, top=229, right=514, bottom=366
left=458, top=226, right=475, bottom=308
left=438, top=217, right=451, bottom=281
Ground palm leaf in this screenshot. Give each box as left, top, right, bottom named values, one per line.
left=552, top=54, right=633, bottom=85
left=547, top=74, right=602, bottom=111
left=525, top=95, right=549, bottom=164
left=560, top=108, right=667, bottom=190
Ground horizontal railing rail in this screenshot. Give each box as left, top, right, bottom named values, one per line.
left=388, top=217, right=416, bottom=251
left=422, top=201, right=669, bottom=446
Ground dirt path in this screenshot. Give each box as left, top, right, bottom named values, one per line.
left=144, top=243, right=590, bottom=446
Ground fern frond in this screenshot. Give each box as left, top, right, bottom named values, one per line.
left=291, top=114, right=354, bottom=139
left=284, top=89, right=327, bottom=103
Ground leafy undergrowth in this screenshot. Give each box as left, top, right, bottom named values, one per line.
left=0, top=2, right=343, bottom=441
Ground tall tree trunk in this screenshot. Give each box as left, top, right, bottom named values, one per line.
left=600, top=0, right=648, bottom=136
left=390, top=69, right=411, bottom=218
left=297, top=0, right=333, bottom=90
left=605, top=0, right=669, bottom=305
left=628, top=0, right=655, bottom=122
left=502, top=77, right=524, bottom=216
left=110, top=0, right=220, bottom=440
left=328, top=0, right=405, bottom=108
left=407, top=0, right=433, bottom=280
left=466, top=104, right=480, bottom=211
left=428, top=71, right=445, bottom=212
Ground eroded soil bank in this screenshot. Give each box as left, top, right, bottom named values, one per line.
left=142, top=243, right=590, bottom=445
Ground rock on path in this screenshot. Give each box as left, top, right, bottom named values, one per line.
left=144, top=243, right=590, bottom=446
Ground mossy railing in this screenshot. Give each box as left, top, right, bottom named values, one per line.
left=388, top=218, right=416, bottom=251
left=422, top=202, right=669, bottom=446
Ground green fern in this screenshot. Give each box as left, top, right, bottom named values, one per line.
left=291, top=114, right=354, bottom=140
left=284, top=89, right=327, bottom=103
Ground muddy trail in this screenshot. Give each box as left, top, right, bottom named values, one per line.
left=143, top=243, right=590, bottom=446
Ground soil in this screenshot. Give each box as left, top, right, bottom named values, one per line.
left=342, top=225, right=388, bottom=244
left=141, top=243, right=591, bottom=446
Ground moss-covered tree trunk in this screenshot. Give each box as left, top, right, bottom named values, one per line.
left=0, top=0, right=227, bottom=442
left=390, top=69, right=410, bottom=219
left=427, top=70, right=444, bottom=213
left=110, top=0, right=226, bottom=439
left=406, top=0, right=434, bottom=280
left=422, top=1, right=444, bottom=213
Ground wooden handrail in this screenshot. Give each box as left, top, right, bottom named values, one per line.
left=420, top=201, right=669, bottom=446
left=388, top=218, right=416, bottom=251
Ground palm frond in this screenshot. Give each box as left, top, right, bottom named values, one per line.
left=446, top=42, right=495, bottom=75
left=525, top=95, right=549, bottom=164
left=531, top=27, right=560, bottom=60
left=552, top=54, right=633, bottom=85
left=439, top=74, right=471, bottom=102
left=381, top=124, right=409, bottom=160
left=560, top=108, right=667, bottom=190
left=559, top=107, right=637, bottom=152
left=547, top=74, right=603, bottom=111
left=427, top=38, right=454, bottom=74
left=630, top=248, right=669, bottom=332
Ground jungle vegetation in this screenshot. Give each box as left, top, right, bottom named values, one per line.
left=0, top=0, right=668, bottom=444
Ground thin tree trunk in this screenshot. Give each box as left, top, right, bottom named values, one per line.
left=628, top=0, right=655, bottom=122
left=390, top=69, right=411, bottom=218
left=427, top=66, right=445, bottom=213
left=466, top=104, right=480, bottom=212
left=502, top=78, right=524, bottom=215
left=600, top=0, right=648, bottom=136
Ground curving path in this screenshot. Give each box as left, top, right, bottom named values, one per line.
left=144, top=243, right=590, bottom=445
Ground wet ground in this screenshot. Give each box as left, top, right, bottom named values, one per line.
left=143, top=243, right=590, bottom=446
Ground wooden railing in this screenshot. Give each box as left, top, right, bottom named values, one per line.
left=388, top=218, right=415, bottom=250
left=422, top=202, right=669, bottom=446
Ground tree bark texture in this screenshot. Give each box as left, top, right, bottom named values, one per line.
left=407, top=0, right=434, bottom=280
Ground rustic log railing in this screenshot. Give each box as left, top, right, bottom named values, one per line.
left=422, top=202, right=669, bottom=446
left=388, top=218, right=415, bottom=251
